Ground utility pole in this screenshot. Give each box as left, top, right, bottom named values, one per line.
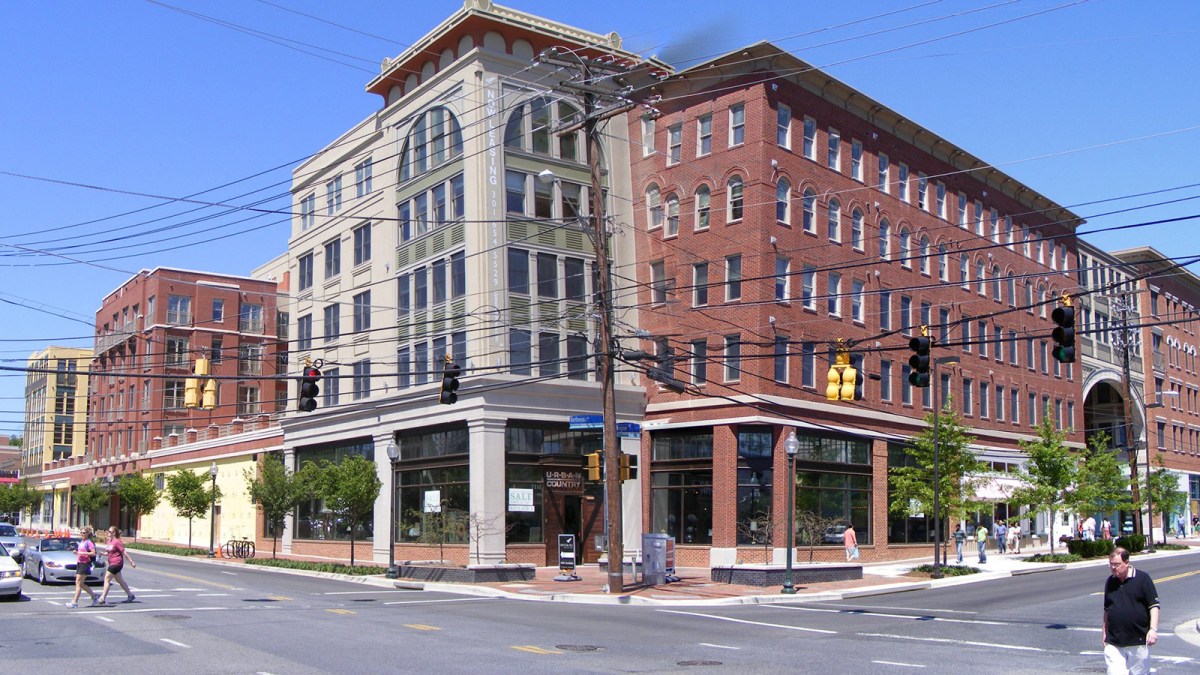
left=540, top=48, right=640, bottom=594
left=1113, top=295, right=1142, bottom=537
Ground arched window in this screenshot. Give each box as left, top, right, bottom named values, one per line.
left=665, top=193, right=680, bottom=237
left=400, top=106, right=463, bottom=181
left=851, top=208, right=864, bottom=250
left=646, top=185, right=663, bottom=229
left=1038, top=284, right=1047, bottom=317
left=827, top=198, right=841, bottom=242
left=938, top=244, right=948, bottom=280
left=504, top=97, right=583, bottom=161
left=918, top=235, right=930, bottom=274
left=992, top=265, right=1002, bottom=301
left=776, top=178, right=791, bottom=224
left=976, top=259, right=986, bottom=295
left=899, top=227, right=911, bottom=268
left=1007, top=272, right=1016, bottom=306
left=695, top=185, right=711, bottom=231
left=727, top=176, right=744, bottom=221
left=878, top=219, right=891, bottom=259
left=960, top=253, right=970, bottom=289
left=802, top=189, right=816, bottom=233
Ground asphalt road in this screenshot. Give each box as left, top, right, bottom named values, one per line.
left=1, top=549, right=1198, bottom=673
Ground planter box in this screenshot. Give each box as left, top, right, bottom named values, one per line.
left=395, top=562, right=535, bottom=584
left=711, top=563, right=862, bottom=586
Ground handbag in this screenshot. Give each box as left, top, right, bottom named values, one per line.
left=851, top=546, right=860, bottom=560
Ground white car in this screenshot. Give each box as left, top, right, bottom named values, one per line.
left=0, top=544, right=22, bottom=600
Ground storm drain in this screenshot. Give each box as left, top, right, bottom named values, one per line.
left=555, top=645, right=604, bottom=653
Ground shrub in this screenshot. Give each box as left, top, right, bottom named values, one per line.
left=1025, top=553, right=1082, bottom=563
left=1153, top=543, right=1190, bottom=551
left=1066, top=539, right=1115, bottom=558
left=126, top=542, right=212, bottom=556
left=909, top=564, right=981, bottom=577
left=244, top=557, right=386, bottom=576
left=1115, top=534, right=1146, bottom=554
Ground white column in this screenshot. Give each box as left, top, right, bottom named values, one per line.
left=468, top=418, right=507, bottom=565
left=372, top=432, right=396, bottom=565
left=281, top=448, right=295, bottom=555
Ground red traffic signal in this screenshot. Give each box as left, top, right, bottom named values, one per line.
left=298, top=366, right=321, bottom=412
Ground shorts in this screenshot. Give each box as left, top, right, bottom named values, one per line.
left=108, top=563, right=123, bottom=575
left=75, top=563, right=92, bottom=577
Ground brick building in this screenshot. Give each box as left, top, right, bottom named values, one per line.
left=628, top=42, right=1085, bottom=565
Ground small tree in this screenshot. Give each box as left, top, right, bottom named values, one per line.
left=166, top=470, right=219, bottom=550
left=244, top=452, right=309, bottom=559
left=466, top=512, right=513, bottom=565
left=1010, top=411, right=1076, bottom=553
left=735, top=510, right=776, bottom=563
left=889, top=402, right=989, bottom=564
left=299, top=455, right=381, bottom=567
left=1071, top=432, right=1134, bottom=539
left=117, top=473, right=161, bottom=543
left=793, top=510, right=841, bottom=563
left=0, top=480, right=41, bottom=522
left=1145, top=458, right=1188, bottom=544
left=403, top=502, right=465, bottom=564
left=72, top=481, right=112, bottom=528
left=6, top=436, right=21, bottom=448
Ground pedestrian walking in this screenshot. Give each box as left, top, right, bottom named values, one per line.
left=66, top=526, right=99, bottom=608
left=1084, top=516, right=1097, bottom=541
left=98, top=526, right=136, bottom=605
left=995, top=520, right=1008, bottom=554
left=1102, top=518, right=1112, bottom=541
left=976, top=522, right=988, bottom=564
left=1008, top=521, right=1021, bottom=554
left=953, top=524, right=966, bottom=563
left=1102, top=547, right=1160, bottom=675
left=843, top=523, right=859, bottom=561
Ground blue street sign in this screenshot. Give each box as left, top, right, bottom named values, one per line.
left=569, top=414, right=603, bottom=429
left=616, top=422, right=641, bottom=438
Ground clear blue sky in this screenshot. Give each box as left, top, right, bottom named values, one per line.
left=1, top=0, right=1198, bottom=434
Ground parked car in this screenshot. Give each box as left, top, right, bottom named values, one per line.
left=0, top=524, right=24, bottom=563
left=0, top=544, right=21, bottom=599
left=823, top=525, right=848, bottom=544
left=21, top=537, right=104, bottom=585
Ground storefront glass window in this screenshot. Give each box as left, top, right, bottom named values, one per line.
left=294, top=438, right=374, bottom=541
left=398, top=465, right=469, bottom=544
left=651, top=471, right=713, bottom=544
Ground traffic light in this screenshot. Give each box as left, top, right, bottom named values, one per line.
left=619, top=453, right=638, bottom=481
left=908, top=333, right=931, bottom=388
left=201, top=379, right=217, bottom=410
left=584, top=452, right=602, bottom=481
left=826, top=348, right=848, bottom=401
left=849, top=352, right=865, bottom=401
left=1052, top=298, right=1075, bottom=363
left=439, top=356, right=461, bottom=405
left=184, top=377, right=200, bottom=409
left=298, top=366, right=321, bottom=412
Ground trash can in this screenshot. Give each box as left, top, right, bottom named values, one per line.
left=642, top=533, right=671, bottom=586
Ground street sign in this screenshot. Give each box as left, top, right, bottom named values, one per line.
left=558, top=534, right=576, bottom=573
left=616, top=422, right=641, bottom=438
left=569, top=414, right=603, bottom=429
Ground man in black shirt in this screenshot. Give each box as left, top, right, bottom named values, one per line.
left=1102, top=547, right=1160, bottom=675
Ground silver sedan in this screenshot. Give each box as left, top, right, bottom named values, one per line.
left=21, top=537, right=105, bottom=585
left=0, top=524, right=24, bottom=563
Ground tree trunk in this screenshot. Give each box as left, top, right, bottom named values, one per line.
left=1048, top=509, right=1056, bottom=554
left=349, top=527, right=356, bottom=567
left=272, top=533, right=278, bottom=560
left=187, top=519, right=193, bottom=550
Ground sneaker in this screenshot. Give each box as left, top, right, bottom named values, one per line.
left=65, top=602, right=77, bottom=608
left=122, top=594, right=136, bottom=603
left=89, top=598, right=101, bottom=607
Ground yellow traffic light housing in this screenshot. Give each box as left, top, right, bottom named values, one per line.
left=619, top=453, right=638, bottom=481
left=826, top=344, right=850, bottom=401
left=184, top=377, right=200, bottom=408
left=584, top=452, right=602, bottom=481
left=201, top=379, right=218, bottom=410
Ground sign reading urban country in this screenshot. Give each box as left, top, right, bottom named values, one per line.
left=544, top=470, right=583, bottom=494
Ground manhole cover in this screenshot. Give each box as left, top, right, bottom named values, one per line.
left=155, top=615, right=190, bottom=620
left=677, top=661, right=723, bottom=667
left=555, top=645, right=604, bottom=652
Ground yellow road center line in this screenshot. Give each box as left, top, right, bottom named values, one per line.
left=512, top=646, right=561, bottom=655
left=268, top=595, right=291, bottom=601
left=403, top=624, right=441, bottom=631
left=326, top=608, right=355, bottom=615
left=1156, top=569, right=1200, bottom=583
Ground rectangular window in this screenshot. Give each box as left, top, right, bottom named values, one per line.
left=803, top=116, right=816, bottom=159
left=898, top=163, right=909, bottom=202
left=900, top=296, right=912, bottom=335
left=851, top=140, right=863, bottom=181
left=958, top=192, right=968, bottom=228
left=724, top=335, right=741, bottom=381
left=352, top=360, right=370, bottom=400
left=693, top=263, right=709, bottom=307
left=297, top=315, right=312, bottom=351
left=980, top=383, right=990, bottom=419
left=354, top=157, right=373, bottom=197
left=323, top=366, right=340, bottom=406
left=300, top=193, right=316, bottom=230
left=537, top=252, right=557, bottom=299
left=936, top=182, right=947, bottom=219
left=451, top=251, right=466, bottom=299
left=353, top=223, right=371, bottom=266
left=323, top=304, right=340, bottom=343
left=729, top=104, right=745, bottom=146
left=508, top=248, right=529, bottom=295
left=698, top=114, right=712, bottom=156
left=651, top=260, right=667, bottom=304
left=505, top=170, right=526, bottom=214
left=210, top=299, right=224, bottom=323
left=353, top=291, right=371, bottom=334
left=776, top=105, right=791, bottom=148
left=326, top=175, right=342, bottom=215
left=802, top=343, right=816, bottom=388
left=413, top=341, right=428, bottom=385
left=668, top=123, right=682, bottom=164
left=802, top=265, right=816, bottom=310
left=963, top=378, right=973, bottom=416
left=851, top=280, right=865, bottom=323
left=978, top=320, right=988, bottom=357
left=725, top=255, right=742, bottom=302
left=298, top=253, right=314, bottom=291
left=509, top=329, right=531, bottom=376
left=167, top=295, right=192, bottom=325
left=827, top=128, right=841, bottom=170
left=901, top=365, right=913, bottom=405
left=539, top=331, right=560, bottom=377
left=641, top=116, right=655, bottom=156
left=827, top=273, right=841, bottom=316
left=431, top=258, right=447, bottom=305
left=917, top=173, right=928, bottom=210
left=773, top=336, right=789, bottom=383
left=775, top=257, right=790, bottom=302
left=878, top=291, right=891, bottom=331
left=1040, top=340, right=1049, bottom=374
left=567, top=335, right=588, bottom=380
left=880, top=360, right=892, bottom=401
left=877, top=152, right=889, bottom=192
left=690, top=340, right=707, bottom=384
left=324, top=239, right=341, bottom=279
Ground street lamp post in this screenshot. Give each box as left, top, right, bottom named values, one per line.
left=385, top=440, right=400, bottom=579
left=931, top=356, right=959, bottom=580
left=781, top=431, right=800, bottom=594
left=207, top=462, right=218, bottom=558
left=1144, top=390, right=1179, bottom=554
